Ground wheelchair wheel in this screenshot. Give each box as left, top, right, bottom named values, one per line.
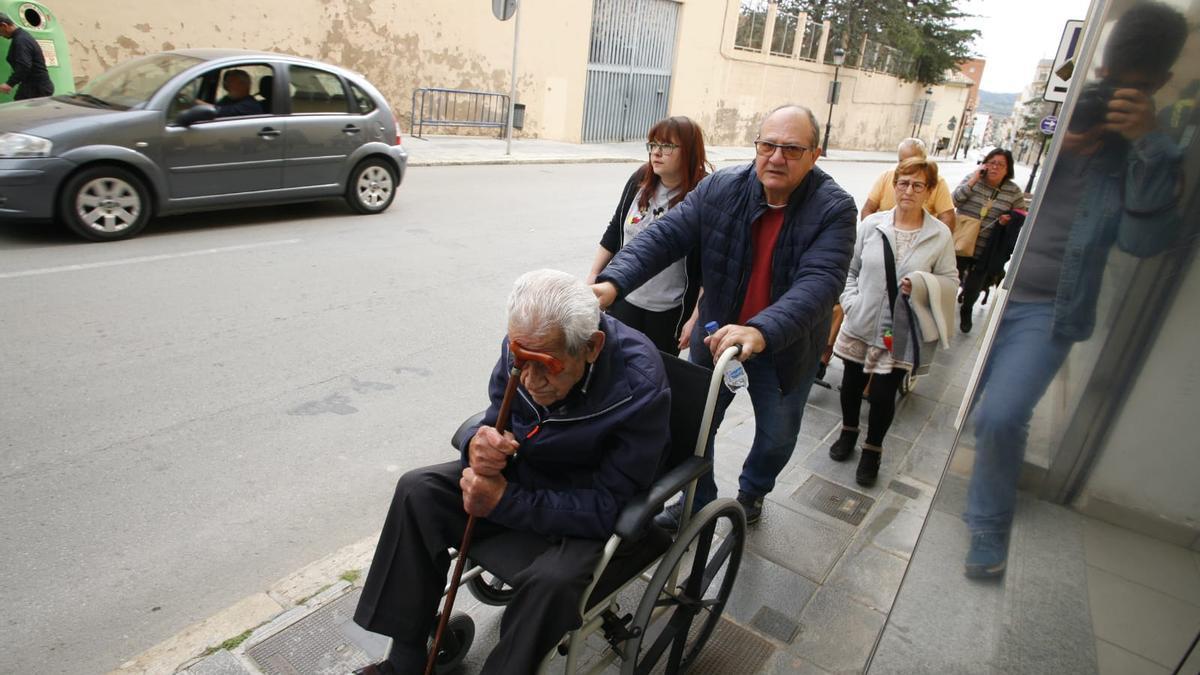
left=621, top=499, right=746, bottom=675
left=465, top=563, right=516, bottom=606
left=426, top=611, right=474, bottom=672
left=898, top=370, right=915, bottom=397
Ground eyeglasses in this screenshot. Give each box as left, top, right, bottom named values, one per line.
left=895, top=180, right=927, bottom=193
left=754, top=140, right=813, bottom=160
left=983, top=160, right=1007, bottom=169
left=646, top=142, right=679, bottom=156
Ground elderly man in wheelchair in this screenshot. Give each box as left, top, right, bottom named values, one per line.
left=353, top=269, right=747, bottom=674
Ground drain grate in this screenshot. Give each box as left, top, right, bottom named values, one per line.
left=793, top=475, right=875, bottom=526
left=750, top=605, right=800, bottom=644
left=651, top=616, right=775, bottom=674
left=246, top=589, right=386, bottom=675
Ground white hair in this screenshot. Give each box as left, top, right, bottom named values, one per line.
left=507, top=269, right=600, bottom=354
left=898, top=138, right=927, bottom=157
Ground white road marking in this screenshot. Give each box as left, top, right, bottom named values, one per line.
left=0, top=239, right=303, bottom=279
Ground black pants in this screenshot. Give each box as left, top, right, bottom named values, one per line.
left=959, top=263, right=989, bottom=319
left=14, top=81, right=53, bottom=100
left=354, top=462, right=604, bottom=674
left=839, top=360, right=905, bottom=447
left=607, top=298, right=683, bottom=355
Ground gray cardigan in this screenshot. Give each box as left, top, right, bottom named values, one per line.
left=839, top=210, right=957, bottom=350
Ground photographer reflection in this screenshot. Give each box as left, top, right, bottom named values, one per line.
left=963, top=1, right=1186, bottom=579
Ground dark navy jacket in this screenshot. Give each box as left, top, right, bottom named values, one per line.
left=5, top=27, right=53, bottom=99
left=465, top=313, right=670, bottom=540
left=598, top=163, right=857, bottom=393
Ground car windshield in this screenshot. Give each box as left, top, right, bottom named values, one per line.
left=74, top=53, right=203, bottom=110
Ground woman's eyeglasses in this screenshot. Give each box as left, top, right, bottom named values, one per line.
left=646, top=142, right=679, bottom=156
left=895, top=180, right=927, bottom=193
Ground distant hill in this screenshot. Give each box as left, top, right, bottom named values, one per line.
left=977, top=91, right=1019, bottom=116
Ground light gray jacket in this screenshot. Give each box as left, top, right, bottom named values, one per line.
left=839, top=209, right=957, bottom=350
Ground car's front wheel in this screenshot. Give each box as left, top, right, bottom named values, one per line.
left=59, top=165, right=152, bottom=242
left=345, top=157, right=397, bottom=214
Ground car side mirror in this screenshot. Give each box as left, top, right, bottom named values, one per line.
left=176, top=104, right=217, bottom=127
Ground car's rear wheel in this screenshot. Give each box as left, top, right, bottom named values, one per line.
left=59, top=166, right=152, bottom=242
left=345, top=157, right=397, bottom=214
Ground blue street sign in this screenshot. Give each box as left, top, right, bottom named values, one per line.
left=1040, top=115, right=1059, bottom=135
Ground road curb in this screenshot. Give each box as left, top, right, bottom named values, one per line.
left=112, top=535, right=379, bottom=675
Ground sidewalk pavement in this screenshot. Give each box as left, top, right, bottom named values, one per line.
left=115, top=137, right=993, bottom=675
left=125, top=313, right=994, bottom=675
left=402, top=134, right=906, bottom=167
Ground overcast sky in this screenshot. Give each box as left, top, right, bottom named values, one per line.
left=958, top=0, right=1094, bottom=93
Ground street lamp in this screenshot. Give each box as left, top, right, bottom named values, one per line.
left=821, top=47, right=846, bottom=157
left=912, top=86, right=933, bottom=138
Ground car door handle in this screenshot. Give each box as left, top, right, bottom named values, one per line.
left=258, top=127, right=281, bottom=139
left=342, top=125, right=362, bottom=135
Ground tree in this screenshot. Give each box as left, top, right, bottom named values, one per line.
left=778, top=0, right=978, bottom=85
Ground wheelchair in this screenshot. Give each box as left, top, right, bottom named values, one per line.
left=427, top=347, right=748, bottom=674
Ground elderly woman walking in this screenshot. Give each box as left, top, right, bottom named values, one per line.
left=829, top=157, right=958, bottom=486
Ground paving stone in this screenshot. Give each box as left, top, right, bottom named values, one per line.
left=858, top=492, right=926, bottom=560
left=887, top=393, right=938, bottom=442
left=745, top=505, right=851, bottom=584
left=723, top=550, right=818, bottom=637
left=787, top=587, right=886, bottom=673
left=761, top=651, right=832, bottom=674
left=899, top=441, right=951, bottom=488
left=800, top=405, right=843, bottom=444
left=825, top=542, right=910, bottom=613
left=181, top=650, right=253, bottom=675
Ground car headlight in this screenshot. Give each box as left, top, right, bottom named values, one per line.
left=0, top=132, right=53, bottom=158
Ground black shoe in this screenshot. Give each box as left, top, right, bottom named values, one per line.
left=960, top=312, right=973, bottom=333
left=829, top=428, right=859, bottom=462
left=856, top=448, right=881, bottom=487
left=736, top=491, right=763, bottom=524
left=964, top=531, right=1009, bottom=579
left=654, top=500, right=702, bottom=531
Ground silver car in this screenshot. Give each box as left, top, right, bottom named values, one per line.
left=0, top=49, right=408, bottom=241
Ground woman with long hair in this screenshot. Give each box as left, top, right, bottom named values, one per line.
left=588, top=116, right=710, bottom=353
left=829, top=157, right=957, bottom=486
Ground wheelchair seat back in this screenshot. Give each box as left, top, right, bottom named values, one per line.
left=655, top=351, right=713, bottom=477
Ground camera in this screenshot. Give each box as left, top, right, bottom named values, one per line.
left=1068, top=81, right=1116, bottom=133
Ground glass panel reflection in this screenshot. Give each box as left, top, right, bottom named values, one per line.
left=874, top=1, right=1200, bottom=671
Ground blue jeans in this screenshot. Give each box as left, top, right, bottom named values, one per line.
left=688, top=349, right=817, bottom=506
left=965, top=302, right=1072, bottom=534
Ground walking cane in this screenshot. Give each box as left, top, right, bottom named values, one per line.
left=425, top=340, right=563, bottom=675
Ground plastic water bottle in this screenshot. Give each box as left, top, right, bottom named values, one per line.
left=704, top=321, right=749, bottom=392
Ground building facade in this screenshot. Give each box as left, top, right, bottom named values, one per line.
left=50, top=0, right=968, bottom=150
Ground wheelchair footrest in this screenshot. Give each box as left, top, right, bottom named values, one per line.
left=599, top=609, right=641, bottom=658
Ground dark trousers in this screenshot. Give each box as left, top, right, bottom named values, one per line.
left=959, top=263, right=990, bottom=319
left=13, top=81, right=53, bottom=100
left=353, top=461, right=604, bottom=674
left=607, top=297, right=684, bottom=355
left=838, top=360, right=905, bottom=447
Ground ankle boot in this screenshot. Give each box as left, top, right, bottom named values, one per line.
left=856, top=447, right=881, bottom=486
left=829, top=427, right=859, bottom=461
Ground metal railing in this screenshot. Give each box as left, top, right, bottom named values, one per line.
left=410, top=87, right=510, bottom=138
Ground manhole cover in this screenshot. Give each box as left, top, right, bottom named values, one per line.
left=246, top=589, right=386, bottom=675
left=793, top=476, right=875, bottom=526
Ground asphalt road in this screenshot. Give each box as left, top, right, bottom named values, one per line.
left=0, top=157, right=985, bottom=673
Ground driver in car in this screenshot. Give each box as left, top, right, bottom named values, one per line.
left=196, top=69, right=263, bottom=117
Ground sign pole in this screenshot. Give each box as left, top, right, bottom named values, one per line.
left=1026, top=102, right=1060, bottom=192
left=505, top=1, right=521, bottom=156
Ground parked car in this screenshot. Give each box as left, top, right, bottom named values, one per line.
left=0, top=49, right=408, bottom=241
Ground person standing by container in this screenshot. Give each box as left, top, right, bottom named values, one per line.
left=588, top=116, right=709, bottom=354
left=0, top=13, right=53, bottom=100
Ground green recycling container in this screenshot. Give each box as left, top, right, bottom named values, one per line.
left=0, top=1, right=74, bottom=102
